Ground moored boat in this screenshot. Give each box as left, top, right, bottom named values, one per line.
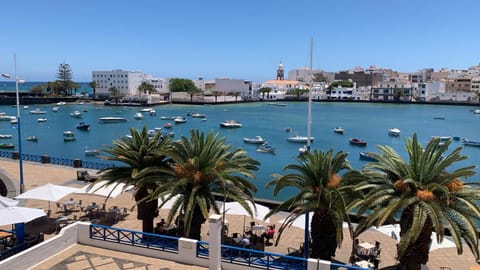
left=76, top=122, right=90, bottom=131
left=70, top=110, right=82, bottom=118
left=160, top=116, right=175, bottom=120
left=333, top=127, right=344, bottom=134
left=0, top=143, right=14, bottom=149
left=85, top=147, right=100, bottom=156
left=431, top=136, right=452, bottom=142
left=26, top=136, right=38, bottom=142
left=287, top=134, right=314, bottom=143
left=99, top=117, right=128, bottom=123
left=30, top=108, right=47, bottom=114
left=349, top=138, right=367, bottom=147
left=63, top=131, right=76, bottom=141
left=140, top=108, right=154, bottom=112
left=191, top=112, right=207, bottom=118
left=473, top=109, right=480, bottom=114
left=174, top=116, right=187, bottom=124
left=163, top=122, right=173, bottom=129
left=256, top=142, right=275, bottom=154
left=0, top=134, right=12, bottom=139
left=388, top=128, right=401, bottom=137
left=359, top=151, right=378, bottom=162
left=134, top=112, right=144, bottom=120
left=462, top=138, right=480, bottom=147
left=220, top=120, right=242, bottom=128
left=243, top=136, right=266, bottom=144
left=37, top=118, right=47, bottom=122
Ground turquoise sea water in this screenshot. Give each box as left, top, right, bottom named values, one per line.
left=0, top=101, right=479, bottom=201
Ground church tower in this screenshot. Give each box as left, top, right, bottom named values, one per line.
left=276, top=62, right=284, bottom=80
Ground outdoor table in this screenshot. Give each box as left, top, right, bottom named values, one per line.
left=355, top=260, right=373, bottom=269
left=0, top=231, right=13, bottom=244
left=358, top=242, right=376, bottom=256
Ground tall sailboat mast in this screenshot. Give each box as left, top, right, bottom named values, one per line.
left=306, top=38, right=313, bottom=151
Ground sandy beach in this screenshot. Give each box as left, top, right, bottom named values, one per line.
left=1, top=158, right=478, bottom=269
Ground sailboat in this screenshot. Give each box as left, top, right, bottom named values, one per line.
left=290, top=39, right=314, bottom=154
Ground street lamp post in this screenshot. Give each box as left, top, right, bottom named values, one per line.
left=1, top=53, right=24, bottom=194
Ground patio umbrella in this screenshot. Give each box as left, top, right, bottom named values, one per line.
left=277, top=212, right=349, bottom=230
left=372, top=224, right=456, bottom=251
left=157, top=194, right=182, bottom=209
left=0, top=195, right=19, bottom=209
left=15, top=183, right=81, bottom=210
left=217, top=201, right=271, bottom=233
left=77, top=180, right=133, bottom=199
left=0, top=206, right=46, bottom=226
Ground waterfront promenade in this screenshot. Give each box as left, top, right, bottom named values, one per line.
left=0, top=158, right=478, bottom=269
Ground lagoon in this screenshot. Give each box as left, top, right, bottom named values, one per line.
left=0, top=101, right=479, bottom=201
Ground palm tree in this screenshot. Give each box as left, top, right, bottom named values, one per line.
left=151, top=129, right=260, bottom=240
left=98, top=127, right=173, bottom=234
left=354, top=134, right=480, bottom=270
left=89, top=81, right=97, bottom=99
left=265, top=149, right=353, bottom=260
left=258, top=87, right=271, bottom=100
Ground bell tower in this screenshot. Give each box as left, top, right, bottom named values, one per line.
left=276, top=62, right=284, bottom=80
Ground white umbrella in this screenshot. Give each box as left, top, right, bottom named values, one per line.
left=0, top=195, right=19, bottom=209
left=217, top=201, right=271, bottom=232
left=0, top=206, right=46, bottom=226
left=15, top=183, right=81, bottom=209
left=278, top=212, right=349, bottom=230
left=278, top=212, right=313, bottom=230
left=77, top=180, right=133, bottom=198
left=157, top=194, right=182, bottom=209
left=372, top=224, right=456, bottom=251
left=218, top=201, right=270, bottom=223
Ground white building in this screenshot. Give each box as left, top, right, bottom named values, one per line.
left=417, top=82, right=445, bottom=101
left=92, top=70, right=144, bottom=99
left=143, top=75, right=169, bottom=95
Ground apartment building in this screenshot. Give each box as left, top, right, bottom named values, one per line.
left=370, top=83, right=415, bottom=102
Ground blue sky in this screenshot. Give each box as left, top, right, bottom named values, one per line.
left=0, top=0, right=479, bottom=82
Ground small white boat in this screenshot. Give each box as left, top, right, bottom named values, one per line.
left=99, top=117, right=128, bottom=124
left=462, top=138, right=480, bottom=147
left=191, top=112, right=207, bottom=118
left=160, top=116, right=175, bottom=120
left=298, top=145, right=308, bottom=156
left=57, top=101, right=66, bottom=105
left=388, top=128, right=401, bottom=137
left=52, top=106, right=60, bottom=112
left=287, top=134, right=314, bottom=143
left=37, top=118, right=47, bottom=122
left=0, top=134, right=12, bottom=139
left=174, top=116, right=187, bottom=124
left=30, top=108, right=47, bottom=114
left=10, top=117, right=17, bottom=124
left=333, top=127, right=344, bottom=134
left=243, top=136, right=266, bottom=144
left=23, top=105, right=29, bottom=109
left=63, top=131, right=76, bottom=141
left=147, top=128, right=163, bottom=137
left=163, top=122, right=173, bottom=129
left=0, top=114, right=15, bottom=121
left=220, top=120, right=242, bottom=128
left=268, top=102, right=287, bottom=107
left=134, top=112, right=144, bottom=120
left=256, top=142, right=275, bottom=154
left=140, top=108, right=154, bottom=112
left=26, top=136, right=38, bottom=142
left=149, top=109, right=156, bottom=116
left=85, top=147, right=100, bottom=156
left=70, top=110, right=82, bottom=118
left=473, top=109, right=480, bottom=114
left=431, top=136, right=452, bottom=142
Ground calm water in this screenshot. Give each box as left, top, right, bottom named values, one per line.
left=0, top=101, right=479, bottom=201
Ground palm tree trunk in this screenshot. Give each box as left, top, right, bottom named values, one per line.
left=398, top=215, right=432, bottom=269
left=310, top=209, right=337, bottom=260
left=134, top=187, right=159, bottom=234
left=188, top=205, right=207, bottom=240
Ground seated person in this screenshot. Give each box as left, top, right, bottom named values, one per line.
left=262, top=225, right=276, bottom=243
left=154, top=219, right=167, bottom=234
left=240, top=235, right=250, bottom=247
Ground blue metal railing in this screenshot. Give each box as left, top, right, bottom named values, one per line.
left=89, top=224, right=179, bottom=253
left=0, top=150, right=115, bottom=170
left=87, top=224, right=367, bottom=270
left=221, top=244, right=307, bottom=269
left=0, top=242, right=27, bottom=261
